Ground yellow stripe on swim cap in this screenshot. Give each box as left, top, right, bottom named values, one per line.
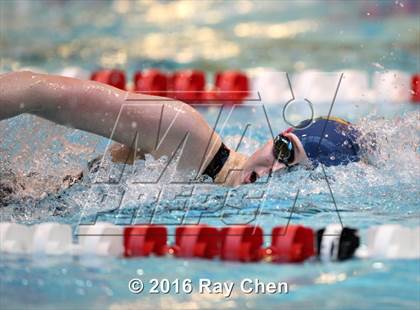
left=318, top=116, right=350, bottom=126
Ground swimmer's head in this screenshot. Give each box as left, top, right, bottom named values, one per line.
left=238, top=132, right=308, bottom=185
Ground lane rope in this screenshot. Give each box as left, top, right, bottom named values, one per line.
left=77, top=68, right=420, bottom=103
left=1, top=222, right=419, bottom=262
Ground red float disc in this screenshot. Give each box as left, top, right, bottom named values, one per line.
left=270, top=225, right=315, bottom=263
left=123, top=225, right=167, bottom=257
left=220, top=226, right=263, bottom=262
left=169, top=70, right=206, bottom=102
left=134, top=69, right=168, bottom=97
left=174, top=225, right=220, bottom=259
left=411, top=74, right=420, bottom=103
left=214, top=70, right=249, bottom=102
left=90, top=69, right=126, bottom=90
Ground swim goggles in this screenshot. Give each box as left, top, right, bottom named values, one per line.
left=273, top=134, right=295, bottom=166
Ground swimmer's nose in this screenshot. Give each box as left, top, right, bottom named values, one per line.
left=271, top=160, right=286, bottom=172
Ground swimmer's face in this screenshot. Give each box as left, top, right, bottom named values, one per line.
left=239, top=132, right=307, bottom=185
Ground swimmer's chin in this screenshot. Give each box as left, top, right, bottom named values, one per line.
left=212, top=172, right=243, bottom=187
left=212, top=151, right=249, bottom=187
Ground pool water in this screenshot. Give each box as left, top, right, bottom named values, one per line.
left=1, top=1, right=419, bottom=309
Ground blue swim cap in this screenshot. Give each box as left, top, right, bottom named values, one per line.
left=291, top=117, right=362, bottom=167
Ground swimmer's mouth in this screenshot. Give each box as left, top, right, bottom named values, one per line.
left=245, top=171, right=259, bottom=184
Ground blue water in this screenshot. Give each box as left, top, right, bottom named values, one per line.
left=1, top=1, right=420, bottom=309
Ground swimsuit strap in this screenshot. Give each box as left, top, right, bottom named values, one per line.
left=203, top=143, right=230, bottom=180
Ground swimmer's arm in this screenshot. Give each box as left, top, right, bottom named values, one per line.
left=0, top=71, right=222, bottom=173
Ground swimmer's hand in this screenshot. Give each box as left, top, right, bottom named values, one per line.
left=110, top=143, right=145, bottom=165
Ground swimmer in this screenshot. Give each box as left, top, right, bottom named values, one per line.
left=0, top=71, right=365, bottom=187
